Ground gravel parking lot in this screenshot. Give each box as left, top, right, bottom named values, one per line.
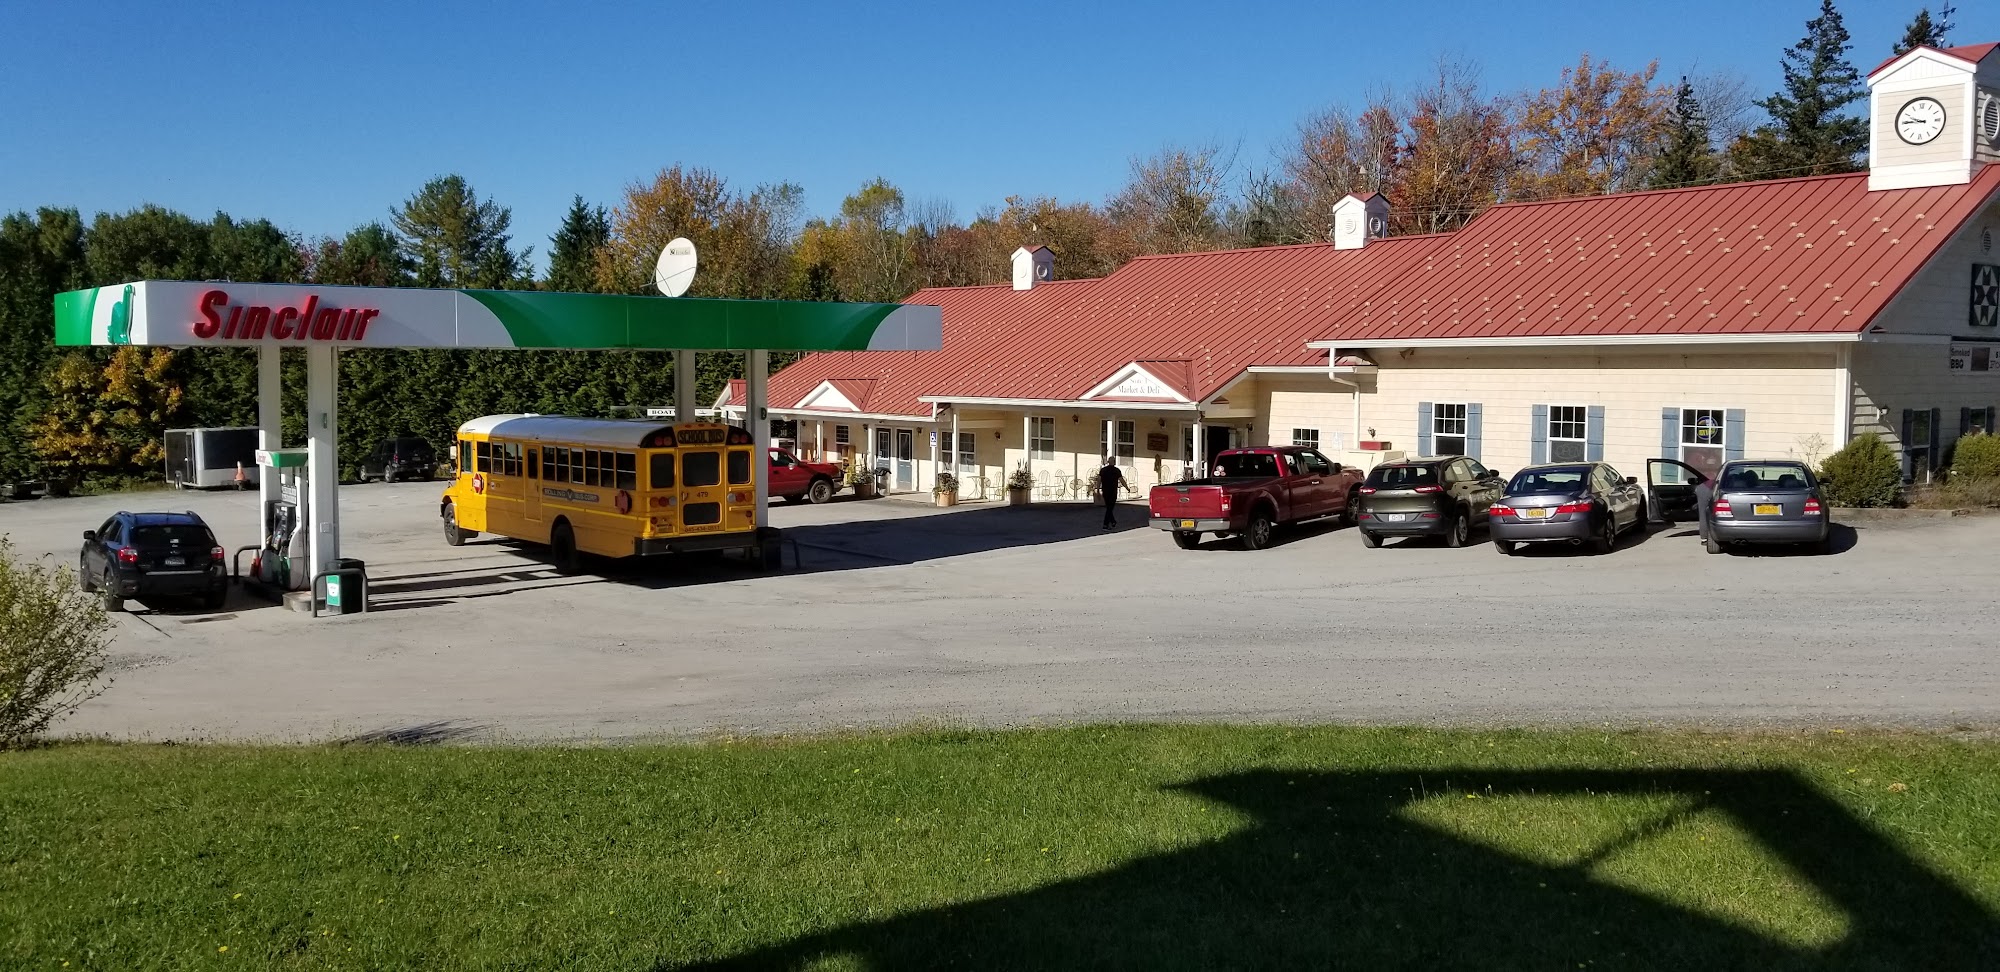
left=4, top=482, right=1997, bottom=741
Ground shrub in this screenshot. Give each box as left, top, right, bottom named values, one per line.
left=1950, top=432, right=2000, bottom=482
left=1817, top=433, right=1902, bottom=508
left=0, top=537, right=112, bottom=748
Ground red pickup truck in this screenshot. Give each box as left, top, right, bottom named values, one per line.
left=768, top=448, right=844, bottom=504
left=1148, top=446, right=1365, bottom=550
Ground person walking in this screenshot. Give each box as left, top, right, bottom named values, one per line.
left=1098, top=455, right=1129, bottom=530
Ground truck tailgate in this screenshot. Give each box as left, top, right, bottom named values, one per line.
left=1150, top=483, right=1230, bottom=519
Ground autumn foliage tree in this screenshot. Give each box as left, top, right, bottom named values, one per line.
left=1389, top=59, right=1514, bottom=235
left=31, top=348, right=184, bottom=486
left=1507, top=55, right=1671, bottom=200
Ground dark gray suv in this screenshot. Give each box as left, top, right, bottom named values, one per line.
left=1356, top=456, right=1505, bottom=548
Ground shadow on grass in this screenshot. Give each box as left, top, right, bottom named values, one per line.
left=672, top=768, right=1998, bottom=971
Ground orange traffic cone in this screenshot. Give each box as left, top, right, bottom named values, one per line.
left=234, top=461, right=249, bottom=490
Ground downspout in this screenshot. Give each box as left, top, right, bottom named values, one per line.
left=1325, top=347, right=1361, bottom=452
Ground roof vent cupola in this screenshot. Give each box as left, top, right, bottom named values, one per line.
left=1332, top=193, right=1390, bottom=250
left=1011, top=245, right=1054, bottom=291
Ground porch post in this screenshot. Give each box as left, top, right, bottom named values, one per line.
left=815, top=421, right=825, bottom=461
left=929, top=419, right=940, bottom=486
left=951, top=408, right=962, bottom=481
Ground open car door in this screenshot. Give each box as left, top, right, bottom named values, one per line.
left=1646, top=459, right=1708, bottom=524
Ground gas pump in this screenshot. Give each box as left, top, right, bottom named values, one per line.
left=252, top=449, right=311, bottom=591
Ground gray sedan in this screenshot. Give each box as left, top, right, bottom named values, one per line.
left=1488, top=462, right=1647, bottom=555
left=1698, top=459, right=1832, bottom=554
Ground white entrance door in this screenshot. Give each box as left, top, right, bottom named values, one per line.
left=875, top=427, right=892, bottom=489
left=895, top=429, right=916, bottom=491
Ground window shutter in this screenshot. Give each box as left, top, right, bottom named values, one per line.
left=1531, top=405, right=1549, bottom=464
left=1586, top=405, right=1606, bottom=462
left=1465, top=403, right=1483, bottom=461
left=1928, top=407, right=1941, bottom=472
left=1724, top=409, right=1746, bottom=461
left=1901, top=409, right=1916, bottom=481
left=1660, top=408, right=1678, bottom=460
left=1417, top=402, right=1433, bottom=456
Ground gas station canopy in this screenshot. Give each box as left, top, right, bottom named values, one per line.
left=54, top=280, right=942, bottom=352
left=52, top=280, right=943, bottom=615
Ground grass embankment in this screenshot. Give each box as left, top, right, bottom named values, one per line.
left=4, top=726, right=1998, bottom=970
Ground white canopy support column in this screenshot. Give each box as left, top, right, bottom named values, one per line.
left=305, top=345, right=340, bottom=578
left=674, top=349, right=697, bottom=423
left=747, top=349, right=770, bottom=530
left=256, top=344, right=282, bottom=536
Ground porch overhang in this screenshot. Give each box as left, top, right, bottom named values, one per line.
left=918, top=395, right=1201, bottom=412
left=1306, top=332, right=1865, bottom=351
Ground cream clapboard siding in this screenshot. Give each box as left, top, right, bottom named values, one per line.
left=1868, top=192, right=2000, bottom=335
left=1851, top=343, right=2000, bottom=458
left=1258, top=350, right=1839, bottom=476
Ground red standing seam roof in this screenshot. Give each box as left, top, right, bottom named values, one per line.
left=769, top=167, right=2000, bottom=420
left=1868, top=42, right=1998, bottom=77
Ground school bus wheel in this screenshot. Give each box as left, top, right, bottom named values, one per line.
left=549, top=520, right=581, bottom=575
left=442, top=502, right=471, bottom=546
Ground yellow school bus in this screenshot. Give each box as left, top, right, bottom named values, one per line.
left=440, top=414, right=761, bottom=572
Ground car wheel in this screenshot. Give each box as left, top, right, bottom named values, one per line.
left=1494, top=539, right=1515, bottom=556
left=1593, top=515, right=1617, bottom=555
left=1704, top=532, right=1724, bottom=555
left=100, top=570, right=122, bottom=613
left=1359, top=531, right=1382, bottom=549
left=442, top=503, right=466, bottom=547
left=807, top=478, right=835, bottom=504
left=1243, top=512, right=1276, bottom=550
left=550, top=522, right=581, bottom=575
left=79, top=558, right=97, bottom=593
left=1444, top=510, right=1468, bottom=548
left=384, top=468, right=399, bottom=484
left=1172, top=530, right=1201, bottom=550
left=1340, top=489, right=1360, bottom=528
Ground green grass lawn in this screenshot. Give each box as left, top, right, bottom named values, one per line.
left=4, top=726, right=1997, bottom=970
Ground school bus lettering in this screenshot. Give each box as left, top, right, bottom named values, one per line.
left=542, top=488, right=600, bottom=503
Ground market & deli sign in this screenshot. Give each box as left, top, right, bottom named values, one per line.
left=192, top=289, right=382, bottom=342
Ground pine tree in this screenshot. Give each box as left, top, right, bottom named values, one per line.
left=546, top=196, right=609, bottom=294
left=1893, top=5, right=1953, bottom=55
left=1649, top=78, right=1722, bottom=188
left=1728, top=0, right=1868, bottom=179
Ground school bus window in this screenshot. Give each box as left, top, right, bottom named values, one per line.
left=727, top=450, right=751, bottom=486
left=458, top=441, right=470, bottom=474
left=650, top=453, right=675, bottom=489
left=503, top=443, right=521, bottom=477
left=616, top=452, right=637, bottom=490
left=475, top=441, right=492, bottom=472
left=683, top=451, right=721, bottom=487
left=527, top=448, right=539, bottom=480
left=569, top=449, right=583, bottom=484
left=601, top=451, right=618, bottom=488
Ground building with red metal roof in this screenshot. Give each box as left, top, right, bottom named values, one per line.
left=737, top=47, right=2000, bottom=501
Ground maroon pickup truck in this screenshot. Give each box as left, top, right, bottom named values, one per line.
left=1149, top=446, right=1365, bottom=550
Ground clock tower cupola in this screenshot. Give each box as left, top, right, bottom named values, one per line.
left=1867, top=42, right=2000, bottom=190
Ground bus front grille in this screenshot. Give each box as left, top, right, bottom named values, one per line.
left=682, top=502, right=721, bottom=526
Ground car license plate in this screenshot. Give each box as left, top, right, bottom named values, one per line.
left=1524, top=508, right=1549, bottom=519
left=1178, top=519, right=1196, bottom=529
left=1377, top=513, right=1406, bottom=522
left=164, top=556, right=184, bottom=567
left=1753, top=504, right=1782, bottom=516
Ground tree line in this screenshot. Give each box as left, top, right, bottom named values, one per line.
left=0, top=1, right=1951, bottom=486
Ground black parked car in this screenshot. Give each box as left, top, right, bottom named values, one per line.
left=1356, top=455, right=1506, bottom=548
left=357, top=436, right=438, bottom=482
left=79, top=511, right=228, bottom=611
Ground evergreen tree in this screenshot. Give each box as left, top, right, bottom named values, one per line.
left=0, top=209, right=87, bottom=482
left=1729, top=0, right=1869, bottom=179
left=390, top=175, right=529, bottom=289
left=545, top=196, right=609, bottom=293
left=1650, top=79, right=1722, bottom=188
left=1893, top=6, right=1953, bottom=55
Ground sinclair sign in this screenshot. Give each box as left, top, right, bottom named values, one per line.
left=53, top=280, right=944, bottom=352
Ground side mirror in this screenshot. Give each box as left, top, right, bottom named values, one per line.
left=1624, top=476, right=1639, bottom=485
left=82, top=530, right=97, bottom=542
left=1328, top=463, right=1343, bottom=474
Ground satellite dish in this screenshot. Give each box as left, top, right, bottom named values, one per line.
left=654, top=237, right=698, bottom=297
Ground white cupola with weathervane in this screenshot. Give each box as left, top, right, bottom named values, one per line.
left=1011, top=245, right=1054, bottom=291
left=1867, top=42, right=2000, bottom=191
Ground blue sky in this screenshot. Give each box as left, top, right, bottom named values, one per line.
left=4, top=0, right=1996, bottom=270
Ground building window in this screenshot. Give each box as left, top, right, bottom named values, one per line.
left=835, top=424, right=850, bottom=446
left=957, top=432, right=977, bottom=470
left=1548, top=406, right=1588, bottom=463
left=1099, top=420, right=1136, bottom=460
left=1030, top=417, right=1055, bottom=459
left=1966, top=408, right=1993, bottom=437
left=1906, top=408, right=1936, bottom=483
left=1680, top=407, right=1726, bottom=480
left=1433, top=403, right=1468, bottom=455
left=1292, top=428, right=1320, bottom=449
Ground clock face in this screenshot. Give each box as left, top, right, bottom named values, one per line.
left=1896, top=97, right=1947, bottom=145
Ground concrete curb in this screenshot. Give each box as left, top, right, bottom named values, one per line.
left=1833, top=506, right=1979, bottom=521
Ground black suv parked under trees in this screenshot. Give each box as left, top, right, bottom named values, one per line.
left=357, top=437, right=438, bottom=482
left=78, top=511, right=228, bottom=611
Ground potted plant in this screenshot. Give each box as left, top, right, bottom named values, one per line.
left=846, top=462, right=877, bottom=499
left=932, top=472, right=960, bottom=508
left=1007, top=468, right=1034, bottom=506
